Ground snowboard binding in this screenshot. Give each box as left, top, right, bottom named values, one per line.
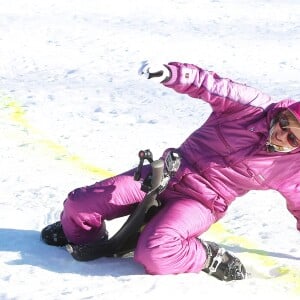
left=65, top=149, right=181, bottom=261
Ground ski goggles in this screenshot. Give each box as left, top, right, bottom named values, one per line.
left=278, top=114, right=300, bottom=148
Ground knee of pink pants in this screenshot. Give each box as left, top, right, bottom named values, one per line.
left=134, top=196, right=215, bottom=275
left=60, top=167, right=148, bottom=244
left=134, top=228, right=207, bottom=275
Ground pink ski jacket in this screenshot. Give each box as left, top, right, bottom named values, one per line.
left=162, top=62, right=300, bottom=231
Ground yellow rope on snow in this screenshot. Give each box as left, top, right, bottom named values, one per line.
left=1, top=94, right=114, bottom=179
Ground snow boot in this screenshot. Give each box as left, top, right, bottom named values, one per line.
left=41, top=221, right=68, bottom=246
left=201, top=240, right=246, bottom=281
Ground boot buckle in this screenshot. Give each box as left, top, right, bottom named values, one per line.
left=208, top=247, right=225, bottom=274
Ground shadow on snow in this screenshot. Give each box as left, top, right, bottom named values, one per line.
left=0, top=228, right=145, bottom=276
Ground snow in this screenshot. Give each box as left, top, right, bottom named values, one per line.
left=1, top=0, right=300, bottom=299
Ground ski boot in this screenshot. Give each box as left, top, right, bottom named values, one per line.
left=41, top=221, right=68, bottom=246
left=201, top=241, right=246, bottom=281
left=65, top=233, right=112, bottom=261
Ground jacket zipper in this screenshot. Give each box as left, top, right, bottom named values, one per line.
left=215, top=124, right=232, bottom=153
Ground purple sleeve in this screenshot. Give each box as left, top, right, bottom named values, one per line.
left=164, top=62, right=272, bottom=113
left=278, top=180, right=300, bottom=232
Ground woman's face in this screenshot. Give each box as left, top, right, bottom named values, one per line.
left=270, top=110, right=300, bottom=149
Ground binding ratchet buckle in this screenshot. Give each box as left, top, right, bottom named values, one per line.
left=134, top=149, right=181, bottom=194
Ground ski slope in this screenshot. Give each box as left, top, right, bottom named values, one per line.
left=1, top=0, right=300, bottom=299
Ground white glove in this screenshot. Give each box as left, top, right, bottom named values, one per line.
left=138, top=61, right=171, bottom=83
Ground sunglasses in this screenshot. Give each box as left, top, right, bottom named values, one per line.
left=278, top=114, right=300, bottom=148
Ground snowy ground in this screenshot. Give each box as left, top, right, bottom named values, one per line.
left=1, top=0, right=300, bottom=299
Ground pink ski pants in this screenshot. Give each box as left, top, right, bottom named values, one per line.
left=61, top=166, right=216, bottom=275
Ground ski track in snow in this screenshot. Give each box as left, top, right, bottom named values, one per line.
left=1, top=0, right=300, bottom=299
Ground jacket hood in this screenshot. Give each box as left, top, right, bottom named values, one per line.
left=266, top=99, right=300, bottom=154
left=287, top=101, right=300, bottom=123
left=266, top=99, right=297, bottom=120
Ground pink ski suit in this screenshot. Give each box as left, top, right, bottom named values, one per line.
left=61, top=62, right=300, bottom=275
